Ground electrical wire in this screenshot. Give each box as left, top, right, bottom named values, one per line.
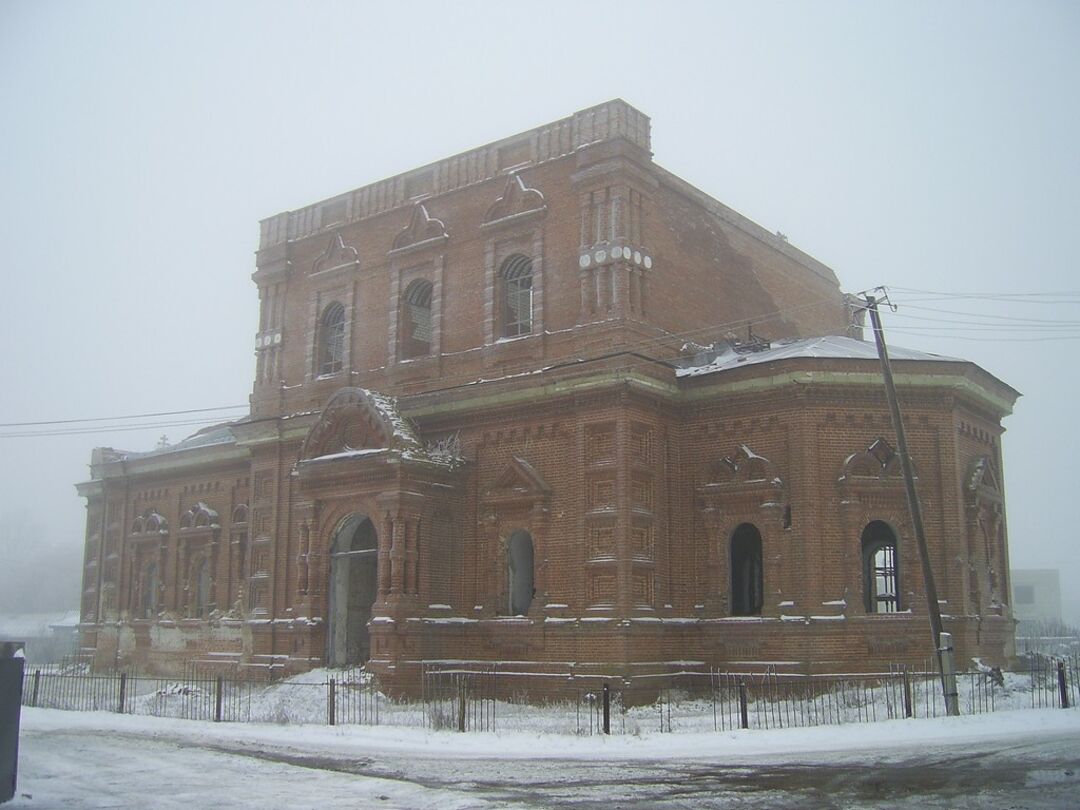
left=7, top=286, right=1078, bottom=439
left=0, top=405, right=249, bottom=429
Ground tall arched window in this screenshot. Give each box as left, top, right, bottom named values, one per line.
left=500, top=255, right=533, bottom=338
left=507, top=529, right=534, bottom=615
left=141, top=563, right=158, bottom=619
left=193, top=558, right=211, bottom=618
left=862, top=521, right=900, bottom=613
left=730, top=523, right=763, bottom=616
left=317, top=301, right=346, bottom=376
left=401, top=279, right=433, bottom=359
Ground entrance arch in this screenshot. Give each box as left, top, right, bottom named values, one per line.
left=328, top=514, right=378, bottom=667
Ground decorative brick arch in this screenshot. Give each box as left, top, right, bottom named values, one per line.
left=391, top=203, right=448, bottom=253
left=697, top=444, right=786, bottom=616
left=480, top=456, right=552, bottom=616
left=965, top=455, right=1008, bottom=614
left=482, top=173, right=546, bottom=227
left=311, top=231, right=359, bottom=275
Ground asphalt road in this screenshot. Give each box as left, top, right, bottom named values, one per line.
left=218, top=731, right=1080, bottom=808
left=12, top=725, right=1080, bottom=809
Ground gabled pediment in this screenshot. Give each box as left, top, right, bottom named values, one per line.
left=703, top=444, right=782, bottom=488
left=390, top=203, right=449, bottom=255
left=481, top=173, right=546, bottom=229
left=483, top=456, right=551, bottom=504
left=840, top=437, right=912, bottom=483
left=966, top=455, right=1003, bottom=508
left=299, top=387, right=422, bottom=462
left=179, top=501, right=219, bottom=532
left=312, top=232, right=360, bottom=275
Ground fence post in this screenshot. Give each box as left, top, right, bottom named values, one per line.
left=1057, top=661, right=1070, bottom=709
left=214, top=675, right=224, bottom=722
left=328, top=678, right=336, bottom=726
left=738, top=680, right=749, bottom=729
left=457, top=678, right=466, bottom=733
left=117, top=672, right=127, bottom=714
left=902, top=672, right=913, bottom=719
left=602, top=683, right=611, bottom=735
left=31, top=670, right=41, bottom=708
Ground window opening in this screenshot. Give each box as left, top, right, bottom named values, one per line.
left=193, top=558, right=211, bottom=618
left=862, top=521, right=900, bottom=613
left=507, top=529, right=534, bottom=615
left=141, top=563, right=158, bottom=619
left=500, top=255, right=533, bottom=338
left=318, top=301, right=346, bottom=375
left=401, top=279, right=433, bottom=358
left=730, top=523, right=763, bottom=616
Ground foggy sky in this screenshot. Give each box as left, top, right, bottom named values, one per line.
left=1, top=1, right=1077, bottom=621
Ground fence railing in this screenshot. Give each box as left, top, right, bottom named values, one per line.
left=22, top=652, right=1078, bottom=735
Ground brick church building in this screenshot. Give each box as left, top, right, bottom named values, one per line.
left=77, top=100, right=1018, bottom=688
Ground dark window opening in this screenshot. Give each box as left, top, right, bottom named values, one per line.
left=862, top=520, right=900, bottom=613
left=192, top=558, right=211, bottom=618
left=500, top=255, right=533, bottom=338
left=507, top=529, right=534, bottom=615
left=318, top=301, right=346, bottom=376
left=401, top=279, right=433, bottom=359
left=730, top=523, right=763, bottom=616
left=141, top=564, right=158, bottom=619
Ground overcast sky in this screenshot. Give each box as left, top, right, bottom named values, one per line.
left=1, top=1, right=1078, bottom=622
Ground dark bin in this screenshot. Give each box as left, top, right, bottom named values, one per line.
left=0, top=651, right=25, bottom=804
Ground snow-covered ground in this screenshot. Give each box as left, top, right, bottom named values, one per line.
left=9, top=706, right=1080, bottom=808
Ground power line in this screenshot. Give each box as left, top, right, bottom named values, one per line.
left=0, top=404, right=248, bottom=429
left=0, top=417, right=233, bottom=440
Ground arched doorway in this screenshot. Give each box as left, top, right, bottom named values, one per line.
left=730, top=523, right=763, bottom=616
left=328, top=514, right=378, bottom=667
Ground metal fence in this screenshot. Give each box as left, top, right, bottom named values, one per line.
left=22, top=653, right=1079, bottom=734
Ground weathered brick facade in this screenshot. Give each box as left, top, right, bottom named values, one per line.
left=77, top=100, right=1018, bottom=690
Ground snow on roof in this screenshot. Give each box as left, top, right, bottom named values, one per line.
left=121, top=423, right=238, bottom=460
left=363, top=389, right=423, bottom=451
left=304, top=447, right=389, bottom=464
left=0, top=611, right=80, bottom=639
left=675, top=335, right=960, bottom=379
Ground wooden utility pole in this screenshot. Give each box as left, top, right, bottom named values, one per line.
left=864, top=291, right=958, bottom=715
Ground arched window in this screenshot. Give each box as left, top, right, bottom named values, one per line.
left=500, top=255, right=533, bottom=338
left=507, top=529, right=534, bottom=615
left=193, top=558, right=211, bottom=618
left=141, top=564, right=158, bottom=619
left=862, top=521, right=900, bottom=613
left=730, top=523, right=763, bottom=616
left=401, top=279, right=433, bottom=359
left=317, top=301, right=346, bottom=376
